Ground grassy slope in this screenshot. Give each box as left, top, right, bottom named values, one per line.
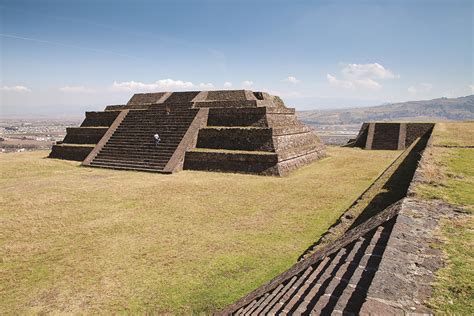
left=0, top=147, right=398, bottom=314
left=415, top=122, right=474, bottom=314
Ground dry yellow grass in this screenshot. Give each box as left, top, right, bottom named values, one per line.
left=431, top=121, right=474, bottom=147
left=0, top=147, right=399, bottom=314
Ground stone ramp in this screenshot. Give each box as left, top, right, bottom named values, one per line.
left=219, top=203, right=401, bottom=315
left=88, top=106, right=199, bottom=172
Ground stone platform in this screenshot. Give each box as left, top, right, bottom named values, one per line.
left=350, top=122, right=434, bottom=150
left=49, top=90, right=325, bottom=176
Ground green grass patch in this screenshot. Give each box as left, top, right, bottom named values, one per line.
left=0, top=148, right=398, bottom=313
left=427, top=217, right=474, bottom=314
left=415, top=125, right=474, bottom=313
left=417, top=148, right=474, bottom=212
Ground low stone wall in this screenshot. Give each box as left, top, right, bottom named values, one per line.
left=49, top=145, right=94, bottom=161
left=81, top=111, right=120, bottom=127
left=184, top=151, right=279, bottom=175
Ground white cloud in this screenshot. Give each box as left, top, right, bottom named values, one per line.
left=283, top=76, right=301, bottom=84
left=198, top=82, right=215, bottom=89
left=327, top=74, right=354, bottom=89
left=223, top=81, right=232, bottom=88
left=327, top=63, right=398, bottom=90
left=408, top=83, right=433, bottom=94
left=111, top=79, right=195, bottom=92
left=468, top=84, right=474, bottom=92
left=59, top=85, right=93, bottom=93
left=342, top=63, right=398, bottom=80
left=242, top=80, right=254, bottom=88
left=1, top=85, right=31, bottom=92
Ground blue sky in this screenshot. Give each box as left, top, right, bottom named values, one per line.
left=1, top=0, right=473, bottom=117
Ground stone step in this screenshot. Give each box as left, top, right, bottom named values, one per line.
left=99, top=144, right=178, bottom=151
left=302, top=237, right=374, bottom=314
left=97, top=149, right=176, bottom=156
left=92, top=158, right=168, bottom=167
left=281, top=248, right=348, bottom=314
left=91, top=159, right=166, bottom=169
left=96, top=153, right=174, bottom=160
left=267, top=267, right=317, bottom=314
left=101, top=138, right=180, bottom=149
left=261, top=276, right=299, bottom=314
left=88, top=162, right=170, bottom=173
left=111, top=132, right=186, bottom=139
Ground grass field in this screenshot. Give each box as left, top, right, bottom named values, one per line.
left=416, top=122, right=474, bottom=314
left=430, top=121, right=474, bottom=147
left=0, top=147, right=399, bottom=314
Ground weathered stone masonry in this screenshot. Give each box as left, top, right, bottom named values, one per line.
left=351, top=122, right=434, bottom=150
left=49, top=90, right=326, bottom=176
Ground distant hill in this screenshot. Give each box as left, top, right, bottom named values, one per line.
left=298, top=95, right=474, bottom=125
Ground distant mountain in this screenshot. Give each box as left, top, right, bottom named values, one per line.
left=298, top=95, right=474, bottom=125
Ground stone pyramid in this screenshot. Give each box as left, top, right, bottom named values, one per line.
left=49, top=90, right=325, bottom=176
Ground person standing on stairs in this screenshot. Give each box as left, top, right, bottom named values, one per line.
left=154, top=133, right=161, bottom=147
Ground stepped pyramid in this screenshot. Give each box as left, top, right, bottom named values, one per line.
left=49, top=90, right=325, bottom=176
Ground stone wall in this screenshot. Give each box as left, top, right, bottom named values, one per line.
left=81, top=111, right=120, bottom=127
left=371, top=123, right=401, bottom=149
left=352, top=122, right=435, bottom=150
left=62, top=127, right=108, bottom=144
left=49, top=144, right=95, bottom=161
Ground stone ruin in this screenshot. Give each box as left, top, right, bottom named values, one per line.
left=49, top=90, right=326, bottom=176
left=349, top=122, right=434, bottom=150
left=219, top=125, right=446, bottom=315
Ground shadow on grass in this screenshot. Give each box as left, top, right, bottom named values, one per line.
left=348, top=134, right=430, bottom=228
left=298, top=132, right=431, bottom=261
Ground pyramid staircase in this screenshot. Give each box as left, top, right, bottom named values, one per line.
left=87, top=106, right=199, bottom=172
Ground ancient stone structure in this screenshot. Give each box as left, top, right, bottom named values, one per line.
left=220, top=127, right=452, bottom=315
left=49, top=90, right=325, bottom=176
left=350, top=122, right=434, bottom=150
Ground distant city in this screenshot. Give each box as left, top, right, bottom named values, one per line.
left=0, top=118, right=81, bottom=153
